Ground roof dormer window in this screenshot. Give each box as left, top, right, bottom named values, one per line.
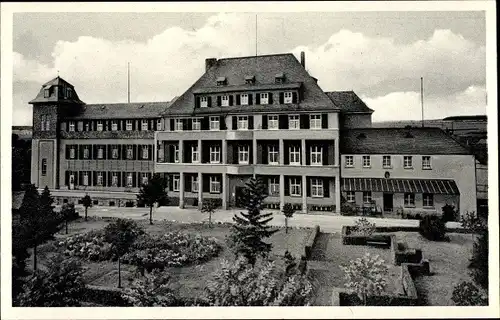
left=245, top=75, right=255, bottom=84
left=44, top=89, right=50, bottom=98
left=216, top=76, right=227, bottom=86
left=275, top=73, right=285, bottom=84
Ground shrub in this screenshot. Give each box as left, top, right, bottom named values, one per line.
left=469, top=229, right=488, bottom=290
left=57, top=230, right=115, bottom=261
left=419, top=215, right=446, bottom=241
left=451, top=281, right=487, bottom=306
left=122, top=269, right=176, bottom=306
left=442, top=204, right=457, bottom=222
left=352, top=217, right=376, bottom=236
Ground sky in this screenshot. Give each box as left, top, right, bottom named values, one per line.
left=12, top=11, right=487, bottom=125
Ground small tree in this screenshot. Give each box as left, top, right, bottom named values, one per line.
left=442, top=204, right=457, bottom=222
left=122, top=269, right=175, bottom=306
left=340, top=253, right=388, bottom=306
left=200, top=198, right=219, bottom=228
left=137, top=174, right=168, bottom=225
left=229, top=178, right=278, bottom=266
left=82, top=194, right=92, bottom=221
left=353, top=217, right=376, bottom=237
left=419, top=214, right=447, bottom=241
left=18, top=254, right=85, bottom=307
left=61, top=203, right=78, bottom=234
left=282, top=203, right=295, bottom=234
left=104, top=219, right=144, bottom=288
left=12, top=218, right=30, bottom=305
left=451, top=281, right=487, bottom=306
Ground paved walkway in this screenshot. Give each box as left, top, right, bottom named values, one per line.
left=65, top=205, right=462, bottom=232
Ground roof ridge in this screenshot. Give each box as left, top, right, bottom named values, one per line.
left=217, top=53, right=295, bottom=61
left=85, top=101, right=171, bottom=106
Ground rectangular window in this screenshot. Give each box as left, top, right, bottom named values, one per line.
left=97, top=120, right=103, bottom=131
left=97, top=147, right=104, bottom=159
left=310, top=114, right=322, bottom=129
left=112, top=173, right=118, bottom=187
left=127, top=146, right=133, bottom=160
left=174, top=145, right=180, bottom=163
left=142, top=146, right=149, bottom=159
left=221, top=95, right=229, bottom=107
left=240, top=94, right=249, bottom=105
left=112, top=146, right=119, bottom=159
left=70, top=147, right=76, bottom=159
left=311, top=178, right=324, bottom=198
left=345, top=156, right=354, bottom=167
left=210, top=176, right=221, bottom=193
left=268, top=145, right=279, bottom=165
left=289, top=146, right=301, bottom=165
left=41, top=115, right=46, bottom=131
left=311, top=146, right=323, bottom=166
left=209, top=116, right=220, bottom=131
left=237, top=116, right=248, bottom=130
left=192, top=176, right=199, bottom=192
left=404, top=156, right=413, bottom=169
left=41, top=159, right=47, bottom=176
left=45, top=117, right=50, bottom=131
left=346, top=191, right=355, bottom=203
left=44, top=89, right=50, bottom=98
left=269, top=178, right=279, bottom=196
left=83, top=172, right=89, bottom=186
left=200, top=96, right=208, bottom=108
left=157, top=119, right=162, bottom=130
left=289, top=115, right=300, bottom=129
left=127, top=173, right=133, bottom=187
left=404, top=193, right=415, bottom=207
left=192, top=118, right=201, bottom=131
left=111, top=120, right=118, bottom=131
left=383, top=155, right=391, bottom=168
left=238, top=145, right=249, bottom=164
left=142, top=119, right=149, bottom=131
left=423, top=193, right=434, bottom=207
left=362, top=155, right=371, bottom=168
left=260, top=92, right=269, bottom=105
left=141, top=173, right=149, bottom=185
left=69, top=121, right=75, bottom=132
left=126, top=120, right=133, bottom=131
left=290, top=178, right=301, bottom=197
left=83, top=146, right=90, bottom=159
left=77, top=121, right=83, bottom=132
left=363, top=191, right=372, bottom=203
left=422, top=156, right=432, bottom=170
left=192, top=145, right=199, bottom=163
left=210, top=145, right=221, bottom=164
left=175, top=119, right=183, bottom=131
left=172, top=175, right=180, bottom=191
left=284, top=91, right=293, bottom=104
left=97, top=172, right=103, bottom=186
left=84, top=122, right=91, bottom=131
left=268, top=115, right=279, bottom=130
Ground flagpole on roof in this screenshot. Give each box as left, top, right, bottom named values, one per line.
left=127, top=62, right=131, bottom=103
left=255, top=14, right=258, bottom=56
left=421, top=77, right=424, bottom=128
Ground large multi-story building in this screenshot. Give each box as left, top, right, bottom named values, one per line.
left=28, top=52, right=478, bottom=218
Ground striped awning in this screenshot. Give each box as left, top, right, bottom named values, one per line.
left=342, top=178, right=460, bottom=195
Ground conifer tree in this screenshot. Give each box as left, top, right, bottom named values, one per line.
left=229, top=178, right=278, bottom=266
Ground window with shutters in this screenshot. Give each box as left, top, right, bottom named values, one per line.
left=209, top=116, right=220, bottom=131
left=289, top=146, right=301, bottom=165
left=268, top=145, right=279, bottom=164
left=142, top=146, right=149, bottom=159
left=311, top=146, right=323, bottom=165
left=423, top=193, right=434, bottom=207
left=290, top=178, right=301, bottom=197
left=111, top=120, right=118, bottom=131
left=127, top=173, right=133, bottom=187
left=127, top=145, right=133, bottom=160
left=83, top=146, right=90, bottom=159
left=362, top=155, right=371, bottom=168
left=174, top=145, right=180, bottom=163
left=69, top=121, right=75, bottom=132
left=363, top=191, right=372, bottom=203
left=422, top=156, right=432, bottom=170
left=97, top=172, right=103, bottom=186
left=192, top=145, right=199, bottom=163
left=310, top=114, right=322, bottom=129
left=41, top=159, right=47, bottom=176
left=97, top=120, right=103, bottom=131
left=175, top=119, right=183, bottom=131
left=269, top=177, right=279, bottom=196
left=142, top=173, right=149, bottom=185
left=404, top=156, right=413, bottom=169
left=142, top=119, right=148, bottom=131
left=112, top=173, right=119, bottom=187
left=284, top=91, right=293, bottom=104
left=70, top=147, right=76, bottom=159
left=210, top=145, right=221, bottom=164
left=210, top=176, right=220, bottom=193
left=345, top=156, right=354, bottom=167
left=346, top=191, right=355, bottom=203
left=221, top=95, right=230, bottom=107
left=84, top=121, right=91, bottom=131
left=404, top=193, right=415, bottom=207
left=383, top=155, right=392, bottom=168
left=311, top=178, right=324, bottom=198
left=237, top=116, right=248, bottom=130
left=241, top=94, right=249, bottom=105
left=157, top=119, right=162, bottom=130
left=97, top=147, right=104, bottom=159
left=126, top=120, right=133, bottom=131
left=192, top=176, right=199, bottom=192
left=238, top=145, right=249, bottom=164
left=260, top=93, right=269, bottom=104
left=268, top=115, right=278, bottom=130
left=83, top=172, right=89, bottom=186
left=192, top=118, right=201, bottom=131
left=200, top=97, right=208, bottom=108
left=289, top=115, right=300, bottom=129
left=112, top=146, right=119, bottom=159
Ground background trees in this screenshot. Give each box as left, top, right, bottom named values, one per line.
left=137, top=174, right=168, bottom=225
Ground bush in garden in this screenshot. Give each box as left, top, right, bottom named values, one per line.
left=58, top=230, right=115, bottom=261
left=352, top=217, right=376, bottom=237
left=442, top=204, right=457, bottom=222
left=451, top=281, right=487, bottom=306
left=204, top=257, right=312, bottom=306
left=122, top=269, right=176, bottom=306
left=419, top=215, right=447, bottom=241
left=469, top=229, right=488, bottom=290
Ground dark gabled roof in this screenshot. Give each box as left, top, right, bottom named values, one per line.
left=340, top=127, right=471, bottom=155
left=442, top=115, right=487, bottom=121
left=193, top=82, right=302, bottom=94
left=29, top=76, right=85, bottom=104
left=64, top=101, right=173, bottom=120
left=163, top=53, right=339, bottom=116
left=326, top=91, right=374, bottom=114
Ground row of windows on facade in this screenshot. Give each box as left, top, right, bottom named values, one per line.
left=215, top=74, right=285, bottom=86
left=44, top=86, right=74, bottom=99
left=65, top=171, right=151, bottom=188
left=196, top=91, right=299, bottom=108
left=65, top=144, right=153, bottom=160
left=345, top=155, right=433, bottom=170
left=56, top=119, right=162, bottom=132
left=345, top=191, right=435, bottom=208
left=165, top=144, right=327, bottom=166
left=170, top=114, right=328, bottom=131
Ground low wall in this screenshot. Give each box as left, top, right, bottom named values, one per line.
left=304, top=225, right=320, bottom=259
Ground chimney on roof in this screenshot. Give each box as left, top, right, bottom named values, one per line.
left=300, top=51, right=305, bottom=68
left=205, top=58, right=217, bottom=72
